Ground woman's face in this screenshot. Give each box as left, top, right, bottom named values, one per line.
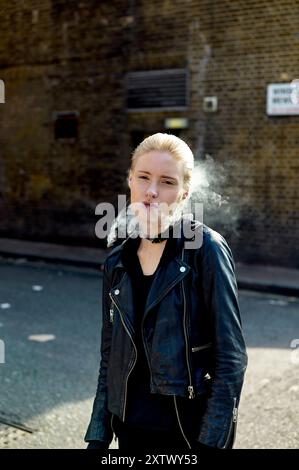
left=128, top=150, right=187, bottom=237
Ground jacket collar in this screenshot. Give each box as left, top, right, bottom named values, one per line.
left=109, top=219, right=192, bottom=334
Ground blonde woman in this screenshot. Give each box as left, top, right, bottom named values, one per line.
left=85, top=133, right=247, bottom=451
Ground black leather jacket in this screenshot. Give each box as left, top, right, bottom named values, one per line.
left=84, top=220, right=248, bottom=449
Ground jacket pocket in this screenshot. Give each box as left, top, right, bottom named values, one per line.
left=191, top=343, right=213, bottom=395
left=191, top=342, right=213, bottom=370
left=191, top=342, right=212, bottom=353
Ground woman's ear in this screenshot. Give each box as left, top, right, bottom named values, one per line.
left=127, top=171, right=132, bottom=188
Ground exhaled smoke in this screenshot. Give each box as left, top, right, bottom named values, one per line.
left=106, top=198, right=193, bottom=248
left=190, top=155, right=241, bottom=238
left=106, top=154, right=242, bottom=247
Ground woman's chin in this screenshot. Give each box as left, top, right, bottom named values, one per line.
left=138, top=219, right=171, bottom=239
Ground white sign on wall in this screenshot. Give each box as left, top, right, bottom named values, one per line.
left=267, top=82, right=299, bottom=115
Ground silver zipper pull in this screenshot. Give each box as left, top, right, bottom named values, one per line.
left=188, top=385, right=194, bottom=399
left=233, top=407, right=238, bottom=422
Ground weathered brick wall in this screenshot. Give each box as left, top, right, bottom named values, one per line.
left=0, top=0, right=129, bottom=245
left=0, top=0, right=298, bottom=265
left=194, top=0, right=299, bottom=267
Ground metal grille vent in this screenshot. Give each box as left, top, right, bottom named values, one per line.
left=126, top=68, right=188, bottom=111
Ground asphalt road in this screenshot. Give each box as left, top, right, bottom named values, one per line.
left=0, top=257, right=298, bottom=449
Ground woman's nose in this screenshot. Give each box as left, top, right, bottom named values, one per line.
left=146, top=183, right=158, bottom=199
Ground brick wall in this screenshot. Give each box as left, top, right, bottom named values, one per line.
left=194, top=0, right=299, bottom=266
left=0, top=0, right=298, bottom=265
left=0, top=0, right=129, bottom=245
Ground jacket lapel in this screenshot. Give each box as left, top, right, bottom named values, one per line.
left=109, top=220, right=192, bottom=335
left=143, top=257, right=190, bottom=319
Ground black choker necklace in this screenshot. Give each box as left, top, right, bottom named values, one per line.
left=144, top=226, right=173, bottom=243
left=146, top=236, right=167, bottom=244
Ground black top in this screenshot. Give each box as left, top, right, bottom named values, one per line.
left=124, top=239, right=179, bottom=431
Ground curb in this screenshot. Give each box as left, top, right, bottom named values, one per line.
left=1, top=238, right=299, bottom=297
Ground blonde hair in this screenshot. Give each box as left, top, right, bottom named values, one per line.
left=128, top=133, right=194, bottom=196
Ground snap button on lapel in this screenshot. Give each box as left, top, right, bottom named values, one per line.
left=114, top=289, right=120, bottom=295
left=180, top=266, right=186, bottom=272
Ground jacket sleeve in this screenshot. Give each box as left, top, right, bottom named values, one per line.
left=84, top=260, right=114, bottom=445
left=196, top=230, right=248, bottom=448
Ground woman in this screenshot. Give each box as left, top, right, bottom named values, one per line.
left=85, top=133, right=247, bottom=451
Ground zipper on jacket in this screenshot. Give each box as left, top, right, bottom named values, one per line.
left=109, top=292, right=138, bottom=422
left=173, top=396, right=191, bottom=449
left=110, top=414, right=117, bottom=442
left=222, top=397, right=238, bottom=449
left=141, top=314, right=154, bottom=390
left=181, top=248, right=194, bottom=399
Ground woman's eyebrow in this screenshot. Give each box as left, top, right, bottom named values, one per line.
left=137, top=170, right=178, bottom=181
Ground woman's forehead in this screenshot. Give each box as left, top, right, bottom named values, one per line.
left=134, top=151, right=183, bottom=174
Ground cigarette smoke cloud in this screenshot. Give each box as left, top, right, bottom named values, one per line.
left=189, top=155, right=241, bottom=238
left=105, top=154, right=244, bottom=247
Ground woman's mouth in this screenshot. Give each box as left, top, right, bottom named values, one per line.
left=143, top=201, right=159, bottom=209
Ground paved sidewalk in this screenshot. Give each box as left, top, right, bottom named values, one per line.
left=1, top=237, right=299, bottom=296
left=235, top=263, right=299, bottom=297
left=0, top=238, right=104, bottom=268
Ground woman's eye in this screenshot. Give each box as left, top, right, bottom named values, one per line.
left=138, top=176, right=173, bottom=185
